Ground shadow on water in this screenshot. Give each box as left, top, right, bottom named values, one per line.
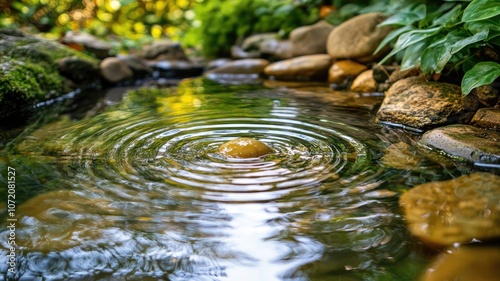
left=0, top=78, right=468, bottom=280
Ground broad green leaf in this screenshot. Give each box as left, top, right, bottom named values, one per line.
left=431, top=4, right=463, bottom=27
left=450, top=29, right=488, bottom=53
left=465, top=16, right=500, bottom=33
left=378, top=27, right=440, bottom=65
left=421, top=45, right=451, bottom=74
left=374, top=25, right=414, bottom=55
left=462, top=0, right=500, bottom=22
left=273, top=4, right=294, bottom=17
left=462, top=61, right=500, bottom=95
left=378, top=4, right=426, bottom=26
left=401, top=39, right=432, bottom=71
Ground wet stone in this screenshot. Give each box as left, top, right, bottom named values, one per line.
left=328, top=60, right=368, bottom=85
left=380, top=142, right=421, bottom=170
left=421, top=246, right=500, bottom=281
left=264, top=54, right=332, bottom=81
left=350, top=69, right=377, bottom=93
left=218, top=137, right=272, bottom=158
left=399, top=172, right=500, bottom=247
left=471, top=108, right=500, bottom=131
left=419, top=124, right=500, bottom=164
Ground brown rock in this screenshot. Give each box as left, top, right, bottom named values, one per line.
left=419, top=124, right=500, bottom=164
left=57, top=57, right=100, bottom=84
left=472, top=84, right=499, bottom=107
left=350, top=69, right=377, bottom=93
left=260, top=39, right=294, bottom=60
left=218, top=137, right=272, bottom=158
left=290, top=20, right=335, bottom=57
left=380, top=142, right=421, bottom=170
left=471, top=108, right=500, bottom=131
left=60, top=31, right=113, bottom=59
left=264, top=54, right=332, bottom=81
left=399, top=172, right=500, bottom=247
left=241, top=33, right=279, bottom=51
left=205, top=58, right=270, bottom=75
left=100, top=57, right=134, bottom=83
left=376, top=77, right=480, bottom=128
left=231, top=45, right=260, bottom=59
left=326, top=13, right=392, bottom=62
left=421, top=246, right=500, bottom=281
left=118, top=55, right=152, bottom=78
left=328, top=60, right=368, bottom=84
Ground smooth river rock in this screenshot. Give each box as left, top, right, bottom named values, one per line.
left=399, top=172, right=500, bottom=247
left=218, top=137, right=272, bottom=158
left=376, top=77, right=479, bottom=129
left=421, top=246, right=500, bottom=281
left=205, top=59, right=270, bottom=75
left=350, top=69, right=377, bottom=93
left=419, top=124, right=500, bottom=164
left=326, top=13, right=392, bottom=62
left=264, top=54, right=332, bottom=81
left=100, top=57, right=134, bottom=83
left=290, top=20, right=334, bottom=57
left=328, top=60, right=368, bottom=85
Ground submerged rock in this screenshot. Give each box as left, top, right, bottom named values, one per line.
left=421, top=246, right=500, bottom=281
left=399, top=172, right=500, bottom=247
left=419, top=124, right=500, bottom=164
left=290, top=20, right=334, bottom=57
left=376, top=77, right=480, bottom=129
left=264, top=54, right=332, bottom=81
left=218, top=137, right=272, bottom=158
left=380, top=142, right=421, bottom=170
left=326, top=13, right=392, bottom=62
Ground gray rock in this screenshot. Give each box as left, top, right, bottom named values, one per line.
left=230, top=45, right=260, bottom=59
left=57, top=57, right=100, bottom=84
left=376, top=77, right=479, bottom=129
left=140, top=41, right=188, bottom=61
left=419, top=124, right=500, bottom=164
left=290, top=20, right=334, bottom=57
left=326, top=13, right=392, bottom=62
left=206, top=59, right=270, bottom=75
left=60, top=31, right=113, bottom=59
left=100, top=57, right=134, bottom=83
left=118, top=55, right=152, bottom=78
left=241, top=33, right=279, bottom=51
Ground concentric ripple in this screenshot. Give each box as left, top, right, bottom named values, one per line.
left=3, top=81, right=423, bottom=280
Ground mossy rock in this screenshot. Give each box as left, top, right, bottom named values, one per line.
left=0, top=28, right=99, bottom=120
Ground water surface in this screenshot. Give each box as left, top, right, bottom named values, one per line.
left=0, top=78, right=464, bottom=280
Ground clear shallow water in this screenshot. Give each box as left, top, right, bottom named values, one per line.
left=0, top=78, right=463, bottom=280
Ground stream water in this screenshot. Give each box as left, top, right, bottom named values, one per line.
left=0, top=78, right=469, bottom=280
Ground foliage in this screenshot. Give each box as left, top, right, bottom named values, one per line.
left=183, top=0, right=321, bottom=58
left=376, top=0, right=500, bottom=96
left=0, top=0, right=197, bottom=41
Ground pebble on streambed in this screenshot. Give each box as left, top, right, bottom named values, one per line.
left=218, top=137, right=272, bottom=158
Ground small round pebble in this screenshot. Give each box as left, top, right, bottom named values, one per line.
left=218, top=137, right=272, bottom=158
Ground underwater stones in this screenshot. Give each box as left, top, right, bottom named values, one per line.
left=218, top=137, right=272, bottom=158
left=326, top=13, right=392, bottom=62
left=290, top=20, right=334, bottom=57
left=380, top=142, right=421, bottom=170
left=399, top=172, right=500, bottom=247
left=264, top=54, right=332, bottom=81
left=421, top=246, right=500, bottom=281
left=328, top=60, right=367, bottom=85
left=376, top=77, right=480, bottom=129
left=350, top=69, right=377, bottom=93
left=419, top=124, right=500, bottom=164
left=100, top=57, right=134, bottom=83
left=471, top=108, right=500, bottom=131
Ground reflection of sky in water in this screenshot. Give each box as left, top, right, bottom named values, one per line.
left=0, top=79, right=436, bottom=280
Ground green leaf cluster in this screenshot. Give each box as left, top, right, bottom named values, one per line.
left=376, top=0, right=500, bottom=96
left=183, top=0, right=321, bottom=58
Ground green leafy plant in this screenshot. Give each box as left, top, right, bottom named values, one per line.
left=376, top=0, right=500, bottom=96
left=183, top=0, right=321, bottom=58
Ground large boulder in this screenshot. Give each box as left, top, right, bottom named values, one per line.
left=290, top=20, right=334, bottom=57
left=399, top=172, right=500, bottom=247
left=264, top=54, right=332, bottom=81
left=0, top=28, right=99, bottom=120
left=419, top=124, right=500, bottom=164
left=376, top=77, right=480, bottom=129
left=326, top=13, right=392, bottom=62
